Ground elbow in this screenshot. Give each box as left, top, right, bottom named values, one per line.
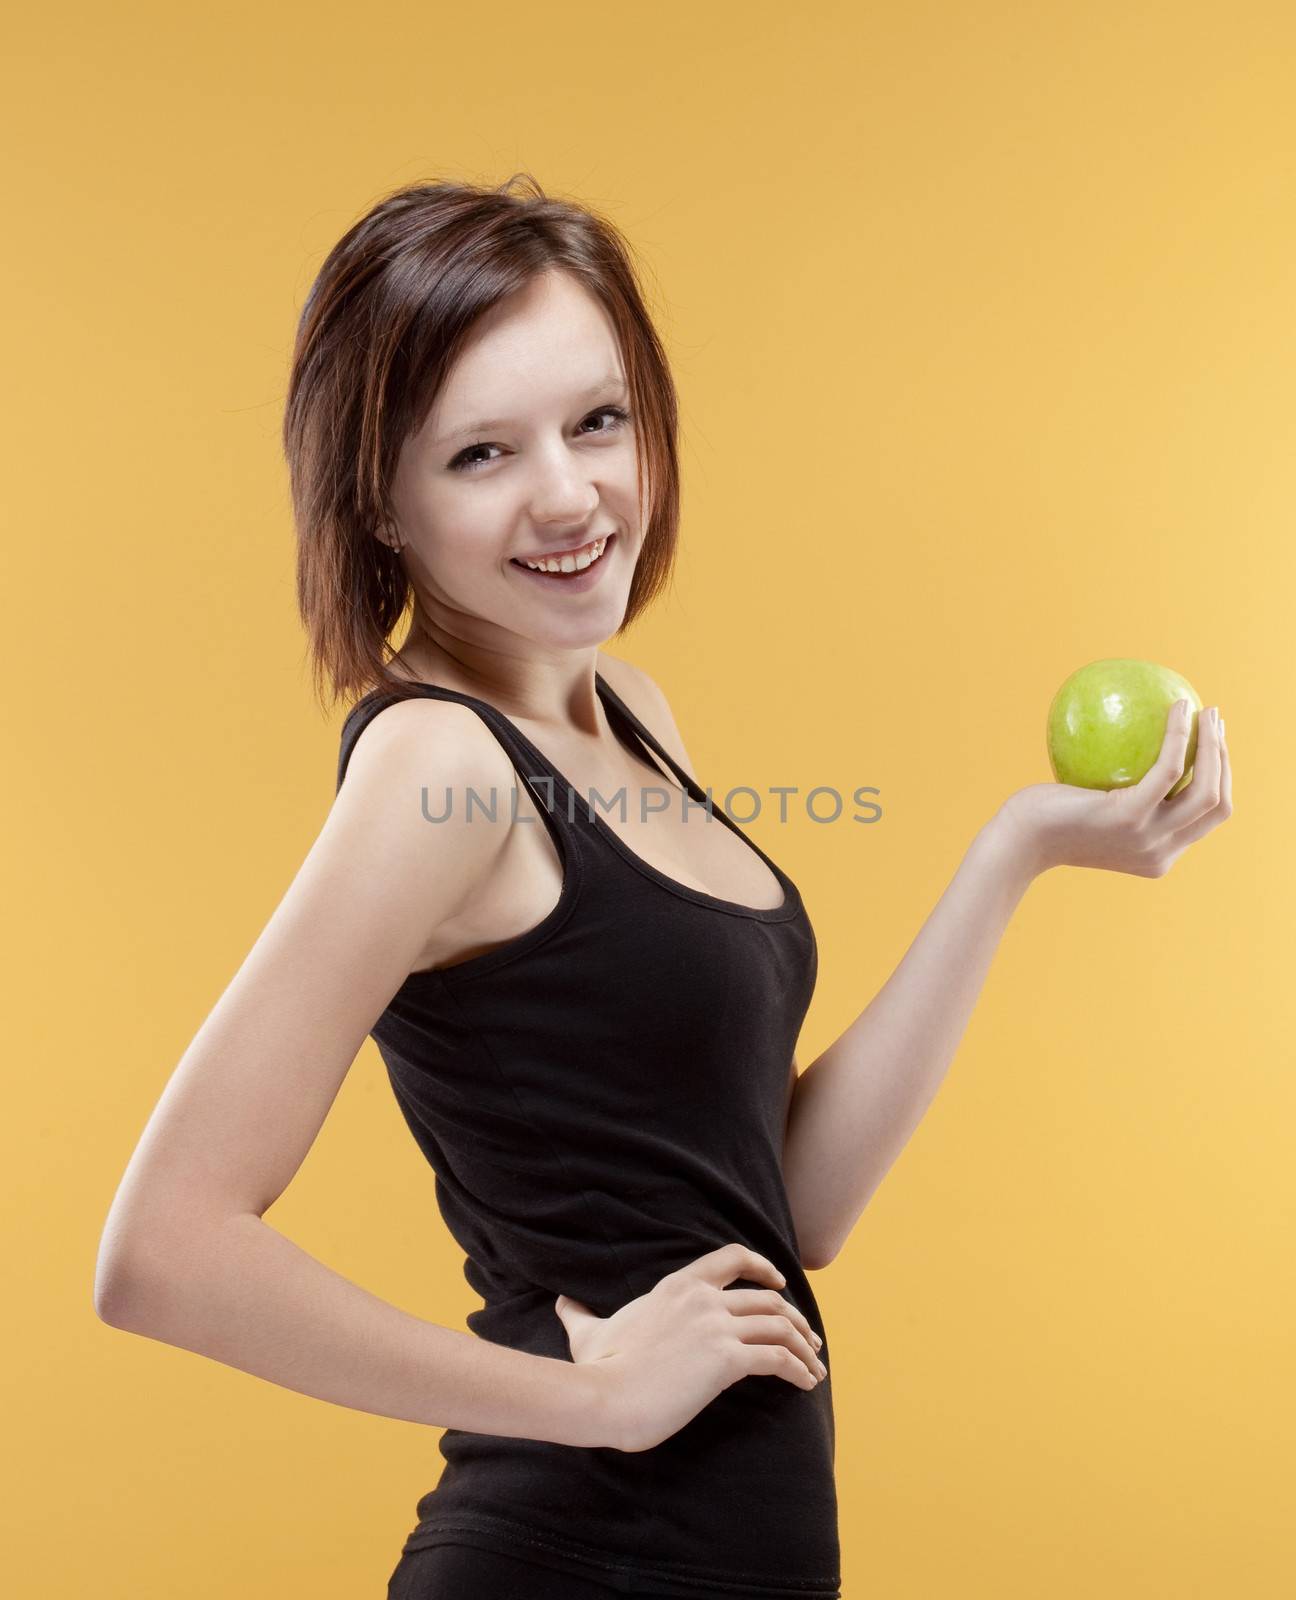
left=94, top=1254, right=142, bottom=1328
left=93, top=1236, right=159, bottom=1330
left=94, top=1266, right=135, bottom=1328
left=94, top=1196, right=184, bottom=1329
left=785, top=1157, right=838, bottom=1272
left=797, top=1229, right=840, bottom=1274
left=800, top=1246, right=837, bottom=1273
left=790, top=1199, right=839, bottom=1272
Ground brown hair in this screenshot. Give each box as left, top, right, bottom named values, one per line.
left=282, top=172, right=681, bottom=714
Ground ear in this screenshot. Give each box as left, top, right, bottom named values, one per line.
left=372, top=518, right=404, bottom=553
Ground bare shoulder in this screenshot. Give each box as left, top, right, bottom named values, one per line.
left=332, top=693, right=524, bottom=931
left=340, top=692, right=517, bottom=800
left=595, top=650, right=698, bottom=782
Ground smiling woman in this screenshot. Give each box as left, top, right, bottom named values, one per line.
left=95, top=169, right=843, bottom=1600
left=281, top=173, right=683, bottom=714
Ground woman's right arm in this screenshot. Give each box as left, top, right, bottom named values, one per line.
left=92, top=699, right=615, bottom=1451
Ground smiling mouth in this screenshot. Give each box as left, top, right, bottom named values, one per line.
left=509, top=533, right=612, bottom=576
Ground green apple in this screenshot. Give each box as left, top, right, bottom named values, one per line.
left=1046, top=658, right=1202, bottom=798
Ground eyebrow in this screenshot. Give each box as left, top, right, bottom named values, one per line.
left=436, top=374, right=629, bottom=446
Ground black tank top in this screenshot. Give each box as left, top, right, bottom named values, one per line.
left=336, top=672, right=840, bottom=1599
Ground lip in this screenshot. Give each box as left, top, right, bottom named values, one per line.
left=511, top=532, right=615, bottom=565
left=509, top=531, right=616, bottom=590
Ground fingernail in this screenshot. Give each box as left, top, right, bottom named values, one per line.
left=811, top=1332, right=823, bottom=1348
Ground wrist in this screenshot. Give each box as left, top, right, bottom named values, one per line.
left=561, top=1359, right=626, bottom=1451
left=982, top=799, right=1053, bottom=885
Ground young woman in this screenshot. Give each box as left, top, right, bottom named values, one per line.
left=95, top=175, right=1232, bottom=1600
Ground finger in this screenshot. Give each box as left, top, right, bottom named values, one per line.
left=1165, top=717, right=1233, bottom=846
left=1220, top=718, right=1232, bottom=808
left=1133, top=698, right=1195, bottom=816
left=690, top=1243, right=786, bottom=1292
left=740, top=1342, right=823, bottom=1390
left=1162, top=706, right=1223, bottom=832
left=722, top=1288, right=823, bottom=1349
left=731, top=1313, right=826, bottom=1381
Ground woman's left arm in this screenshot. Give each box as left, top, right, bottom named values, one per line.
left=786, top=702, right=1233, bottom=1272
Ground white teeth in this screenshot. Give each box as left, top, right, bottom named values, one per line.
left=525, top=535, right=606, bottom=573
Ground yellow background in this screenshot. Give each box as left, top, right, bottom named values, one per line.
left=4, top=1, right=1291, bottom=1594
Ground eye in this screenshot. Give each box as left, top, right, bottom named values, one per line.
left=448, top=405, right=632, bottom=474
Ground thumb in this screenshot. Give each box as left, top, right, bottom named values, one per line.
left=554, top=1292, right=593, bottom=1322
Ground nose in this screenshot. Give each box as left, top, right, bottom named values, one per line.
left=527, top=443, right=601, bottom=527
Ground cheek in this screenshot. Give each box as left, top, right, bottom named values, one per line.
left=416, top=493, right=508, bottom=575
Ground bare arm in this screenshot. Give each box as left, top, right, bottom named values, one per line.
left=784, top=700, right=1232, bottom=1269
left=784, top=810, right=1037, bottom=1269
left=98, top=1208, right=608, bottom=1443
left=94, top=698, right=613, bottom=1449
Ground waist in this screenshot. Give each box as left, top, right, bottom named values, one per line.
left=404, top=1363, right=839, bottom=1595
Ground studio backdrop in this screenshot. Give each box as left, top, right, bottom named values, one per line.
left=3, top=2, right=1291, bottom=1596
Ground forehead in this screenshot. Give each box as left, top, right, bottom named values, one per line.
left=424, top=271, right=626, bottom=440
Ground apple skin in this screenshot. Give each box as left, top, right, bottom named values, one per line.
left=1046, top=658, right=1202, bottom=798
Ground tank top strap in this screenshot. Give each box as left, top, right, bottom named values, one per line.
left=335, top=684, right=581, bottom=840
left=592, top=672, right=702, bottom=798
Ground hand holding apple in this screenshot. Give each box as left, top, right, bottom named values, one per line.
left=1003, top=696, right=1233, bottom=878
left=1046, top=657, right=1202, bottom=797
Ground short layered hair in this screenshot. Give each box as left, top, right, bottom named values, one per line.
left=282, top=172, right=681, bottom=712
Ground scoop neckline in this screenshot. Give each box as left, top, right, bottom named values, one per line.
left=353, top=674, right=802, bottom=924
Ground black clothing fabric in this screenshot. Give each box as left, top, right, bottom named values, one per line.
left=338, top=672, right=840, bottom=1599
left=387, top=1541, right=688, bottom=1598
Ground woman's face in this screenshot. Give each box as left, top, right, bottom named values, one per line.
left=388, top=269, right=645, bottom=655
